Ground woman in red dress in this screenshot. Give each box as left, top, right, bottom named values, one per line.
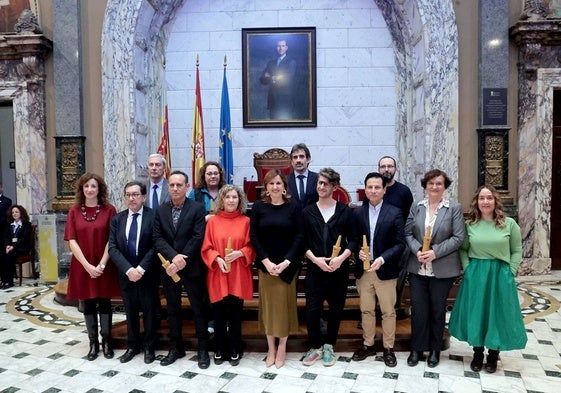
left=64, top=173, right=119, bottom=360
left=201, top=185, right=255, bottom=366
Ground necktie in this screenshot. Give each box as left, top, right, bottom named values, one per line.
left=152, top=184, right=159, bottom=208
left=297, top=175, right=305, bottom=202
left=128, top=213, right=139, bottom=261
left=277, top=57, right=282, bottom=66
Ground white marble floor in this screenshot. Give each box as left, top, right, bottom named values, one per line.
left=1, top=276, right=561, bottom=393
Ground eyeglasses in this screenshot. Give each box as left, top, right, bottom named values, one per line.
left=125, top=193, right=142, bottom=199
left=379, top=165, right=395, bottom=169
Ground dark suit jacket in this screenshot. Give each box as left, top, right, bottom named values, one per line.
left=153, top=199, right=206, bottom=279
left=145, top=179, right=170, bottom=209
left=0, top=194, right=12, bottom=230
left=109, top=207, right=157, bottom=290
left=353, top=201, right=405, bottom=280
left=288, top=171, right=319, bottom=209
left=3, top=220, right=31, bottom=253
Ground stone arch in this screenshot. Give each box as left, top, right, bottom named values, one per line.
left=101, top=0, right=458, bottom=206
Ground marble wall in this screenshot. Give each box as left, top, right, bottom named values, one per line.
left=101, top=0, right=459, bottom=209
left=0, top=34, right=51, bottom=216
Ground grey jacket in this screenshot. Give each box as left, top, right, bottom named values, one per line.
left=404, top=200, right=465, bottom=278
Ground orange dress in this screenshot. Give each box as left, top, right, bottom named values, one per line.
left=201, top=210, right=255, bottom=303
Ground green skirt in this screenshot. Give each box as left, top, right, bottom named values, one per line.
left=448, top=258, right=527, bottom=351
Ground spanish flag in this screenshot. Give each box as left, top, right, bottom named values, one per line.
left=157, top=88, right=172, bottom=179
left=192, top=56, right=205, bottom=185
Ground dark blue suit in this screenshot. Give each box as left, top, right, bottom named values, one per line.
left=353, top=202, right=405, bottom=280
left=109, top=207, right=158, bottom=351
left=287, top=171, right=319, bottom=210
left=353, top=200, right=405, bottom=349
left=153, top=199, right=208, bottom=351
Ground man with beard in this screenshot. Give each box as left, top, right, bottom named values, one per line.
left=287, top=143, right=319, bottom=210
left=377, top=156, right=413, bottom=223
left=378, top=156, right=413, bottom=313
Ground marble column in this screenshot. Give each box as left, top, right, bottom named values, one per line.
left=52, top=0, right=84, bottom=211
left=477, top=0, right=511, bottom=203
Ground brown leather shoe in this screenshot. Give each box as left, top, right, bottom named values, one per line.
left=383, top=348, right=397, bottom=367
left=352, top=345, right=376, bottom=361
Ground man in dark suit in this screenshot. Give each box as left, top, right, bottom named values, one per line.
left=153, top=170, right=209, bottom=369
left=259, top=39, right=297, bottom=119
left=146, top=153, right=170, bottom=209
left=109, top=181, right=158, bottom=364
left=287, top=143, right=319, bottom=209
left=0, top=181, right=12, bottom=232
left=351, top=172, right=405, bottom=367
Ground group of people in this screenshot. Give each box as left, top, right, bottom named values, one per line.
left=59, top=143, right=526, bottom=375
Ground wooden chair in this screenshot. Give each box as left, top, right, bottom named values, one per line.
left=253, top=148, right=292, bottom=183
left=15, top=224, right=37, bottom=286
left=333, top=185, right=352, bottom=204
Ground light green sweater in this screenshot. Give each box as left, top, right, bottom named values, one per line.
left=459, top=217, right=522, bottom=275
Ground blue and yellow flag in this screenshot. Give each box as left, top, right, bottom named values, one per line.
left=219, top=61, right=233, bottom=184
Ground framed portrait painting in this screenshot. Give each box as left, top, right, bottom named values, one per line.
left=242, top=27, right=317, bottom=128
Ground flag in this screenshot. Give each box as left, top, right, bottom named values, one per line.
left=219, top=63, right=233, bottom=184
left=157, top=87, right=172, bottom=179
left=191, top=58, right=205, bottom=185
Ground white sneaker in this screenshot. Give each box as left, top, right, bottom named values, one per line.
left=322, top=344, right=337, bottom=366
left=302, top=347, right=323, bottom=366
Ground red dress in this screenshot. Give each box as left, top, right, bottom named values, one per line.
left=201, top=210, right=255, bottom=303
left=64, top=204, right=120, bottom=300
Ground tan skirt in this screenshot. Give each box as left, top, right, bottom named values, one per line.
left=258, top=270, right=298, bottom=337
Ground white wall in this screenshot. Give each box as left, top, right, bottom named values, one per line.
left=166, top=0, right=396, bottom=200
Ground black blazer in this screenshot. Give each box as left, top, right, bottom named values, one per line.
left=109, top=207, right=157, bottom=290
left=287, top=171, right=319, bottom=209
left=153, top=199, right=206, bottom=279
left=3, top=221, right=31, bottom=253
left=353, top=201, right=405, bottom=280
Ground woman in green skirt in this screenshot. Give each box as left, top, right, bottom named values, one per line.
left=449, top=185, right=527, bottom=373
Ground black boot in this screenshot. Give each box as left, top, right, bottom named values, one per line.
left=470, top=346, right=484, bottom=372
left=84, top=314, right=99, bottom=361
left=99, top=313, right=114, bottom=359
left=485, top=349, right=499, bottom=373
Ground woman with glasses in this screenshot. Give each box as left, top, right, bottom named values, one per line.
left=404, top=169, right=465, bottom=368
left=188, top=161, right=226, bottom=221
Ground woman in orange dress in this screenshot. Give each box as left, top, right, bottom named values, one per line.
left=64, top=173, right=120, bottom=360
left=201, top=185, right=255, bottom=366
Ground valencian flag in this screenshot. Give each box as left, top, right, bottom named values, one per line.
left=157, top=83, right=172, bottom=179
left=191, top=55, right=205, bottom=185
left=219, top=57, right=233, bottom=184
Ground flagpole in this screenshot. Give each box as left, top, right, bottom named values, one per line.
left=192, top=55, right=205, bottom=185
left=219, top=55, right=233, bottom=184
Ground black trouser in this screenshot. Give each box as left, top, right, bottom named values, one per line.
left=121, top=279, right=157, bottom=350
left=212, top=295, right=244, bottom=356
left=305, top=269, right=348, bottom=349
left=162, top=274, right=209, bottom=351
left=409, top=274, right=455, bottom=351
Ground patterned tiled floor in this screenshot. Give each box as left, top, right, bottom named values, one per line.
left=1, top=274, right=561, bottom=393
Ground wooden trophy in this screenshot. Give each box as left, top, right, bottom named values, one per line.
left=361, top=235, right=370, bottom=270
left=224, top=237, right=233, bottom=273
left=157, top=253, right=181, bottom=283
left=422, top=226, right=432, bottom=252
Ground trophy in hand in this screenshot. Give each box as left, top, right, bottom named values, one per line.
left=422, top=226, right=432, bottom=252
left=157, top=253, right=181, bottom=283
left=224, top=237, right=233, bottom=273
left=361, top=235, right=371, bottom=271
left=329, top=235, right=342, bottom=262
